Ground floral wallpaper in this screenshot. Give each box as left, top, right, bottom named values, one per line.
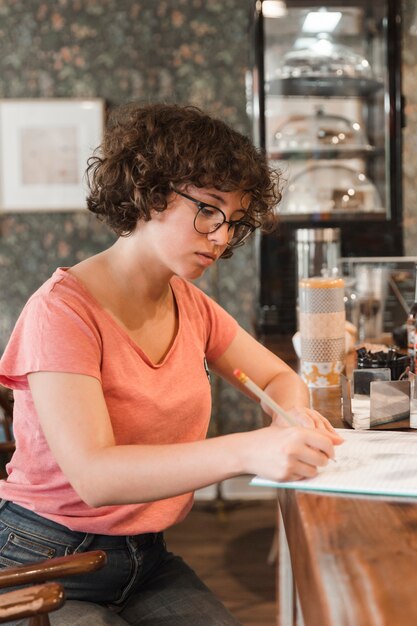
left=0, top=0, right=261, bottom=433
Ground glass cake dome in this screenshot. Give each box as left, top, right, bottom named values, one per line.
left=279, top=164, right=383, bottom=215
left=277, top=36, right=373, bottom=79
left=273, top=107, right=372, bottom=151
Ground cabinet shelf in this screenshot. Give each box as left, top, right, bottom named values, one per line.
left=267, top=76, right=384, bottom=98
left=277, top=210, right=387, bottom=223
left=268, top=146, right=381, bottom=160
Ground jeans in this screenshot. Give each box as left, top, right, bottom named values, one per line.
left=0, top=500, right=241, bottom=625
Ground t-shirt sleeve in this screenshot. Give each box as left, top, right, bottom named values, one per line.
left=192, top=286, right=239, bottom=363
left=0, top=293, right=102, bottom=391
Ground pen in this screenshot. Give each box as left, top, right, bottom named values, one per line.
left=233, top=368, right=336, bottom=462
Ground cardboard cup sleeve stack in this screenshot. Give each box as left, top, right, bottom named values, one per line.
left=299, top=276, right=346, bottom=388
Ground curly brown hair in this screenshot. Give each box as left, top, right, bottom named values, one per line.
left=86, top=102, right=281, bottom=258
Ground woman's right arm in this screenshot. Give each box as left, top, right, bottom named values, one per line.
left=28, top=371, right=334, bottom=507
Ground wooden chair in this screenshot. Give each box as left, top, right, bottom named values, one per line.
left=0, top=550, right=107, bottom=625
left=0, top=390, right=107, bottom=623
left=0, top=582, right=65, bottom=624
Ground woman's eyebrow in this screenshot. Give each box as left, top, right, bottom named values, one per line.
left=204, top=192, right=224, bottom=205
left=204, top=192, right=246, bottom=212
left=197, top=190, right=247, bottom=214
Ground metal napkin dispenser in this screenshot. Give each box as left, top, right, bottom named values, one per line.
left=341, top=370, right=411, bottom=429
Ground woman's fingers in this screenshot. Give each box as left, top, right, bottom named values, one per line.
left=300, top=428, right=335, bottom=463
left=242, top=424, right=337, bottom=483
left=274, top=427, right=335, bottom=480
left=310, top=410, right=344, bottom=444
left=284, top=407, right=345, bottom=445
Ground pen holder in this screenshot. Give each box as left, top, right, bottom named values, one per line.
left=356, top=347, right=410, bottom=381
left=299, top=276, right=346, bottom=387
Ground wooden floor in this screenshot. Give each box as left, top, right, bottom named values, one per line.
left=165, top=497, right=277, bottom=626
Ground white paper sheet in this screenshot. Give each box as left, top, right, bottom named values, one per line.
left=251, top=429, right=417, bottom=498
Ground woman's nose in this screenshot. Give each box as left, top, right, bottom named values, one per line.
left=207, top=223, right=230, bottom=246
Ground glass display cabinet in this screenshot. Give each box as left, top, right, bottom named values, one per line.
left=248, top=0, right=404, bottom=334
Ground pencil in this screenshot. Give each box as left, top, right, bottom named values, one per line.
left=233, top=368, right=297, bottom=426
left=233, top=368, right=337, bottom=462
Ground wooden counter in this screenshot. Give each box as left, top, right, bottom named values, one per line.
left=261, top=335, right=417, bottom=626
left=278, top=489, right=417, bottom=626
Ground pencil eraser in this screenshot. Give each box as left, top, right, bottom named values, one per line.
left=233, top=369, right=248, bottom=383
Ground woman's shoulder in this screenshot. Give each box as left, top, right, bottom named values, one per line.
left=28, top=267, right=95, bottom=309
left=21, top=268, right=106, bottom=334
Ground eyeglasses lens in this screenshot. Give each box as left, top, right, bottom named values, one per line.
left=194, top=204, right=255, bottom=247
left=228, top=224, right=254, bottom=246
left=194, top=206, right=224, bottom=234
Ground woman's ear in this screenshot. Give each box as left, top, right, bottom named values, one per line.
left=149, top=207, right=168, bottom=221
left=150, top=191, right=176, bottom=219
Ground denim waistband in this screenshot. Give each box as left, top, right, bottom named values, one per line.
left=0, top=500, right=162, bottom=550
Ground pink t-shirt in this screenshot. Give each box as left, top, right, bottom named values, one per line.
left=0, top=268, right=238, bottom=535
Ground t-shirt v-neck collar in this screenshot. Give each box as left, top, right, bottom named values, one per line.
left=55, top=267, right=181, bottom=368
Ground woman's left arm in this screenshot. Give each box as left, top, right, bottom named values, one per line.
left=211, top=326, right=343, bottom=443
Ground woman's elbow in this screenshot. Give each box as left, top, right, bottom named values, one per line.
left=71, top=475, right=115, bottom=508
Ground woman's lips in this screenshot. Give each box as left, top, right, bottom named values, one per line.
left=196, top=252, right=216, bottom=266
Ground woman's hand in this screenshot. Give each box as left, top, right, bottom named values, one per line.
left=239, top=425, right=335, bottom=482
left=262, top=401, right=344, bottom=446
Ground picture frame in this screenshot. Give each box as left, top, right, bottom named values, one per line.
left=0, top=98, right=105, bottom=211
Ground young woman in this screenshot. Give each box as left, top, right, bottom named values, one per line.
left=0, top=103, right=342, bottom=625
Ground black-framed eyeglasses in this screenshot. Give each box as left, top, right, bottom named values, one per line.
left=173, top=189, right=258, bottom=247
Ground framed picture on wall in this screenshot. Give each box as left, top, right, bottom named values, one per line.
left=0, top=98, right=105, bottom=211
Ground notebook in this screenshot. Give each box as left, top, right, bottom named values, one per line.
left=251, top=429, right=417, bottom=498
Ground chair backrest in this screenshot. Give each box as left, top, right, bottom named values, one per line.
left=0, top=582, right=64, bottom=625
left=0, top=550, right=107, bottom=625
left=0, top=550, right=107, bottom=588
